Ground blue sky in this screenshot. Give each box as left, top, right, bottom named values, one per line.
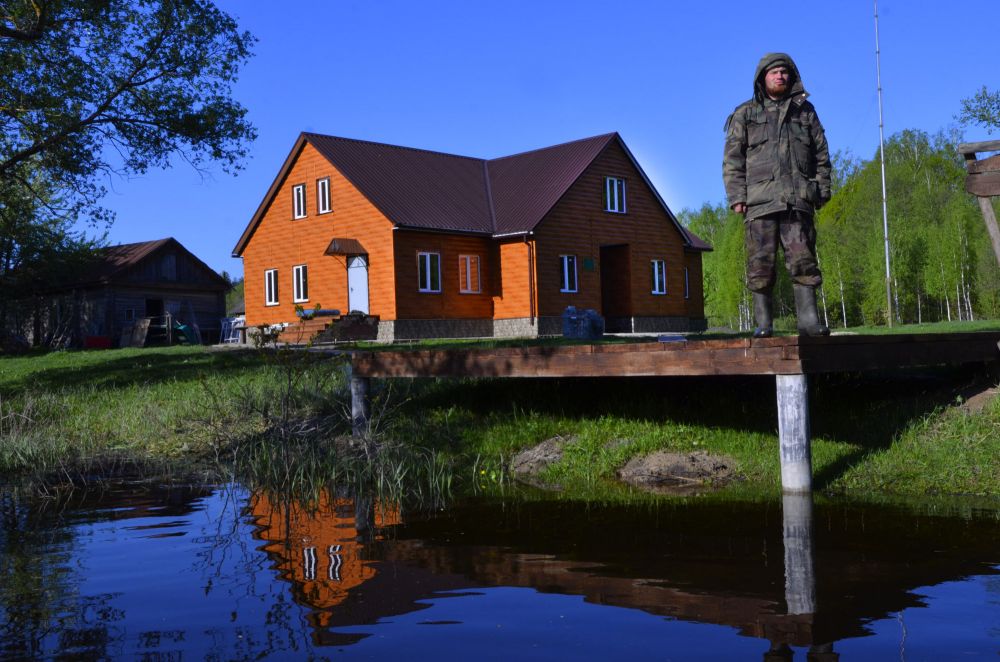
left=94, top=0, right=1000, bottom=277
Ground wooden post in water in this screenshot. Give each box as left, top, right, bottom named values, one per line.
left=775, top=374, right=812, bottom=493
left=349, top=366, right=371, bottom=438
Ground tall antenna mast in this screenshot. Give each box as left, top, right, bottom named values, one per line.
left=875, top=0, right=893, bottom=326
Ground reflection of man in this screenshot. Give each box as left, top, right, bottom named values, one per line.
left=724, top=53, right=831, bottom=337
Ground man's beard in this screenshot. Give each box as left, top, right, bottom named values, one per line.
left=766, top=82, right=788, bottom=98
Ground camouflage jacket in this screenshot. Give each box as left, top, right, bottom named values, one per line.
left=723, top=52, right=832, bottom=220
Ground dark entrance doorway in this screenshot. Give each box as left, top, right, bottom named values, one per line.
left=145, top=299, right=164, bottom=318
left=599, top=244, right=632, bottom=332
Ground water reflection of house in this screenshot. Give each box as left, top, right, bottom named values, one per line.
left=249, top=492, right=401, bottom=626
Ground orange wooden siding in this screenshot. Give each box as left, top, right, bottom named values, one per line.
left=532, top=141, right=692, bottom=318
left=392, top=231, right=494, bottom=320
left=492, top=239, right=537, bottom=320
left=250, top=491, right=401, bottom=623
left=242, top=143, right=397, bottom=326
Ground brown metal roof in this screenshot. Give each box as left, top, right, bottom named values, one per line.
left=324, top=237, right=368, bottom=256
left=682, top=227, right=713, bottom=252
left=487, top=133, right=617, bottom=235
left=65, top=238, right=229, bottom=290
left=305, top=133, right=494, bottom=234
left=233, top=132, right=708, bottom=256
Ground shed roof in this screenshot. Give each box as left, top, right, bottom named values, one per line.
left=233, top=132, right=709, bottom=255
left=69, top=238, right=229, bottom=290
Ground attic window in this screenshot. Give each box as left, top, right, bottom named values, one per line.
left=317, top=178, right=331, bottom=214
left=292, top=183, right=307, bottom=219
left=604, top=176, right=627, bottom=213
left=161, top=253, right=177, bottom=281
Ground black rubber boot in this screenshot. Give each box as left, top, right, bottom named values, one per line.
left=752, top=291, right=773, bottom=338
left=793, top=284, right=830, bottom=336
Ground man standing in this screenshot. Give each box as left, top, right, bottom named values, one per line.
left=723, top=53, right=831, bottom=337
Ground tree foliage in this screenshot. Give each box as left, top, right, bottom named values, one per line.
left=0, top=0, right=255, bottom=344
left=684, top=130, right=1000, bottom=329
left=0, top=0, right=256, bottom=222
left=958, top=86, right=1000, bottom=135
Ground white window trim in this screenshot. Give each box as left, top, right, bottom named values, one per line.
left=459, top=254, right=481, bottom=294
left=684, top=266, right=690, bottom=299
left=604, top=176, right=627, bottom=214
left=317, top=178, right=331, bottom=214
left=651, top=259, right=667, bottom=295
left=292, top=183, right=307, bottom=219
left=293, top=264, right=309, bottom=303
left=417, top=252, right=441, bottom=293
left=560, top=255, right=578, bottom=293
left=265, top=269, right=279, bottom=306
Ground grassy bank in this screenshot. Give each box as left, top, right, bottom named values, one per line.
left=1, top=341, right=998, bottom=500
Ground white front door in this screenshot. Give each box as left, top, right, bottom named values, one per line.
left=347, top=256, right=369, bottom=314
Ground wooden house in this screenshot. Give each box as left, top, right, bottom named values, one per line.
left=19, top=237, right=229, bottom=347
left=233, top=132, right=710, bottom=340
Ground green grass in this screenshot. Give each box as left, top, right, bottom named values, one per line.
left=383, top=367, right=1000, bottom=500
left=1, top=343, right=998, bottom=503
left=0, top=346, right=276, bottom=476
left=829, top=319, right=1000, bottom=335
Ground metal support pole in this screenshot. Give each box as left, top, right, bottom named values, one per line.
left=349, top=366, right=370, bottom=438
left=776, top=374, right=812, bottom=493
left=782, top=493, right=816, bottom=615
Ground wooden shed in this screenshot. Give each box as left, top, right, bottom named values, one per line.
left=23, top=237, right=229, bottom=347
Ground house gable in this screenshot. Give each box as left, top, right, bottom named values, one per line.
left=240, top=141, right=398, bottom=326
left=531, top=140, right=694, bottom=319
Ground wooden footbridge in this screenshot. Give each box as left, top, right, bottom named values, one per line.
left=348, top=331, right=1000, bottom=493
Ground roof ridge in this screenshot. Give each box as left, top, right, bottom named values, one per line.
left=104, top=237, right=172, bottom=250
left=302, top=132, right=485, bottom=163
left=487, top=132, right=618, bottom=163
left=482, top=160, right=498, bottom=233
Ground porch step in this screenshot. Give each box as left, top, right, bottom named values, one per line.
left=276, top=318, right=334, bottom=345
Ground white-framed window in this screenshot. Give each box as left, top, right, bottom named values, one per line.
left=651, top=259, right=667, bottom=295
left=459, top=255, right=481, bottom=293
left=604, top=176, right=626, bottom=213
left=417, top=252, right=441, bottom=293
left=559, top=255, right=578, bottom=293
left=293, top=264, right=309, bottom=303
left=292, top=183, right=307, bottom=219
left=265, top=269, right=279, bottom=305
left=684, top=267, right=690, bottom=299
left=317, top=178, right=331, bottom=214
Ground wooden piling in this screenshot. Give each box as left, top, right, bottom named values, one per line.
left=349, top=369, right=370, bottom=438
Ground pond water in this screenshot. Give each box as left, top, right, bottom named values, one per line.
left=0, top=484, right=997, bottom=660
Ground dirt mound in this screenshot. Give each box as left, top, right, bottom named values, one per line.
left=617, top=450, right=736, bottom=494
left=510, top=435, right=577, bottom=487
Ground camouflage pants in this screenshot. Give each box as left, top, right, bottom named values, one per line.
left=745, top=209, right=822, bottom=293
